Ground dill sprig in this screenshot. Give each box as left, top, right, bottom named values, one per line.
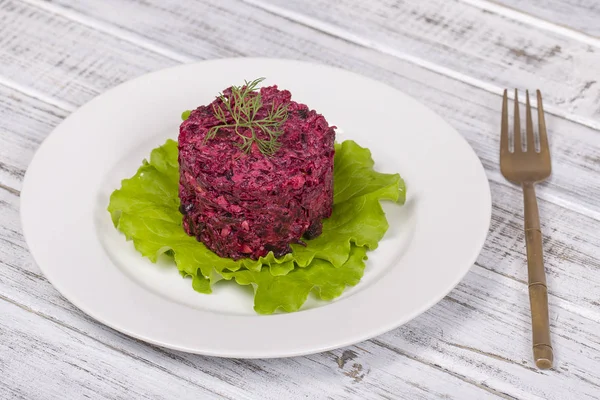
left=204, top=77, right=289, bottom=156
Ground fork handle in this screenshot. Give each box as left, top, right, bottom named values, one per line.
left=523, top=182, right=553, bottom=369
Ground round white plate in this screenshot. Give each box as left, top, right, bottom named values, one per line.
left=21, top=58, right=491, bottom=358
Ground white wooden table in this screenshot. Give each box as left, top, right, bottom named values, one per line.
left=1, top=1, right=599, bottom=398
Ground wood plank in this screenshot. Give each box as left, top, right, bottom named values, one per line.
left=1, top=297, right=507, bottom=400
left=27, top=0, right=600, bottom=128
left=238, top=0, right=600, bottom=129
left=0, top=0, right=175, bottom=109
left=376, top=263, right=600, bottom=400
left=490, top=0, right=600, bottom=38
left=0, top=84, right=67, bottom=190
left=0, top=298, right=233, bottom=400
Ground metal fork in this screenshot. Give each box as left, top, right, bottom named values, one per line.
left=500, top=89, right=553, bottom=369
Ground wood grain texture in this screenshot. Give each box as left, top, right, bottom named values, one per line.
left=35, top=0, right=600, bottom=129
left=0, top=299, right=504, bottom=400
left=0, top=300, right=225, bottom=400
left=0, top=0, right=176, bottom=108
left=242, top=0, right=600, bottom=129
left=0, top=84, right=66, bottom=190
left=1, top=0, right=600, bottom=399
left=491, top=0, right=600, bottom=37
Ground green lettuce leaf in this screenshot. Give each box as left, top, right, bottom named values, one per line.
left=221, top=246, right=368, bottom=314
left=334, top=140, right=405, bottom=205
left=108, top=138, right=405, bottom=313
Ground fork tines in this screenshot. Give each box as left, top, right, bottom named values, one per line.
left=501, top=89, right=549, bottom=155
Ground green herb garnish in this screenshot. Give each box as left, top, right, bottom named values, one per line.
left=205, top=78, right=288, bottom=156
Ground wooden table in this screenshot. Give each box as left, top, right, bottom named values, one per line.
left=1, top=1, right=599, bottom=398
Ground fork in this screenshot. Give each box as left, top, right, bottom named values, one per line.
left=500, top=89, right=553, bottom=369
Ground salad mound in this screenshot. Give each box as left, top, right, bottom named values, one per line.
left=179, top=80, right=335, bottom=260
left=108, top=139, right=405, bottom=314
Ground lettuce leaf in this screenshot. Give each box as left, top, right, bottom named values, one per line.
left=221, top=246, right=368, bottom=314
left=108, top=139, right=405, bottom=313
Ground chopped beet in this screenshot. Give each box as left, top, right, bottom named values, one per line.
left=178, top=85, right=335, bottom=260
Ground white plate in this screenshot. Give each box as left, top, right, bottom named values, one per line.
left=21, top=58, right=491, bottom=358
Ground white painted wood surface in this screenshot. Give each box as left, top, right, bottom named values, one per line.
left=1, top=0, right=599, bottom=398
left=491, top=0, right=600, bottom=37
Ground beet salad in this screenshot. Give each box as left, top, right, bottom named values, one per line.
left=178, top=79, right=336, bottom=260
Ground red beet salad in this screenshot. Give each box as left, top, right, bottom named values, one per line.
left=178, top=79, right=336, bottom=260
